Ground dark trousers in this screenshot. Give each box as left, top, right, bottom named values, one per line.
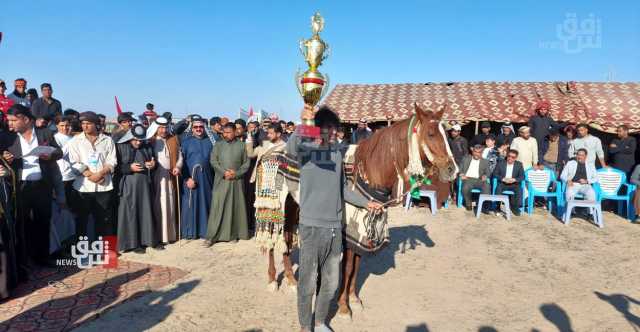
left=63, top=181, right=80, bottom=215
left=496, top=182, right=522, bottom=211
left=16, top=180, right=52, bottom=265
left=75, top=190, right=115, bottom=240
left=462, top=178, right=490, bottom=208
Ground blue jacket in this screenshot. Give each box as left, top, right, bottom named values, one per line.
left=540, top=135, right=569, bottom=166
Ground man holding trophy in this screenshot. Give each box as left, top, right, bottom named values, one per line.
left=289, top=13, right=382, bottom=332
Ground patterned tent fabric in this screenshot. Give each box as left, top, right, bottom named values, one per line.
left=322, top=82, right=640, bottom=133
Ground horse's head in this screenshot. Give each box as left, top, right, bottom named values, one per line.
left=414, top=102, right=458, bottom=182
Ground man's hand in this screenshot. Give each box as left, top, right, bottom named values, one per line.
left=130, top=163, right=144, bottom=173
left=301, top=104, right=315, bottom=121
left=227, top=169, right=236, bottom=179
left=186, top=178, right=197, bottom=189
left=88, top=173, right=103, bottom=183
left=481, top=175, right=487, bottom=181
left=171, top=168, right=180, bottom=176
left=39, top=153, right=52, bottom=161
left=367, top=201, right=384, bottom=213
left=567, top=181, right=574, bottom=187
left=3, top=151, right=14, bottom=164
left=144, top=158, right=155, bottom=170
left=460, top=175, right=467, bottom=180
left=579, top=179, right=588, bottom=185
left=35, top=118, right=46, bottom=128
left=610, top=143, right=617, bottom=148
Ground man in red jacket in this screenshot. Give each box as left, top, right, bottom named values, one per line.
left=0, top=80, right=14, bottom=113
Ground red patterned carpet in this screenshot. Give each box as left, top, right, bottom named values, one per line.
left=0, top=260, right=188, bottom=332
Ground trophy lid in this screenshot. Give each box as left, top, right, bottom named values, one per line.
left=311, top=12, right=324, bottom=35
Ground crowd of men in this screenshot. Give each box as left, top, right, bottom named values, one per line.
left=448, top=100, right=640, bottom=216
left=2, top=77, right=639, bottom=331
left=0, top=77, right=322, bottom=300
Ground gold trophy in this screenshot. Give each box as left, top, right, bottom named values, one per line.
left=296, top=12, right=330, bottom=137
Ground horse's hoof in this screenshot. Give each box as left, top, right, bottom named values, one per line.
left=267, top=281, right=278, bottom=292
left=337, top=306, right=352, bottom=320
left=350, top=296, right=364, bottom=310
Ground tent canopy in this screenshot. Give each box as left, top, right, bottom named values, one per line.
left=322, top=81, right=640, bottom=133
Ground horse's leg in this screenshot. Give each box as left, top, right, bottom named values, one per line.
left=267, top=249, right=277, bottom=291
left=283, top=251, right=297, bottom=290
left=349, top=253, right=364, bottom=309
left=337, top=248, right=354, bottom=317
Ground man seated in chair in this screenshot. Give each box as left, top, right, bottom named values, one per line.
left=460, top=144, right=491, bottom=212
left=493, top=149, right=524, bottom=216
left=560, top=148, right=598, bottom=202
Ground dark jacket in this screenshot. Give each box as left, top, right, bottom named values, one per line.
left=496, top=133, right=515, bottom=147
left=30, top=97, right=62, bottom=121
left=6, top=127, right=63, bottom=188
left=352, top=129, right=372, bottom=144
left=471, top=133, right=491, bottom=147
left=492, top=160, right=525, bottom=182
left=459, top=155, right=491, bottom=179
left=448, top=136, right=468, bottom=166
left=608, top=136, right=636, bottom=174
left=528, top=114, right=558, bottom=144
left=539, top=135, right=569, bottom=166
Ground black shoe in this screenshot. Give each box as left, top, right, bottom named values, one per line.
left=512, top=210, right=521, bottom=217
left=155, top=245, right=166, bottom=250
left=133, top=247, right=146, bottom=254
left=203, top=239, right=214, bottom=248
left=465, top=205, right=473, bottom=211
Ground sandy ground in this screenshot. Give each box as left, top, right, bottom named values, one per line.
left=77, top=205, right=640, bottom=332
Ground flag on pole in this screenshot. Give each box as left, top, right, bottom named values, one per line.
left=114, top=96, right=123, bottom=115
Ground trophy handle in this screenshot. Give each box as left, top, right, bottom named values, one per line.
left=295, top=69, right=304, bottom=96
left=299, top=39, right=307, bottom=58
left=320, top=73, right=330, bottom=100
left=322, top=42, right=331, bottom=62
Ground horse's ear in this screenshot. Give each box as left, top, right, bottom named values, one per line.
left=433, top=103, right=446, bottom=120
left=414, top=102, right=432, bottom=120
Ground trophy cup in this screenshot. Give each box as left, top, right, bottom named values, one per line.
left=296, top=12, right=330, bottom=137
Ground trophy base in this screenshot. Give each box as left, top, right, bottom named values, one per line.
left=296, top=124, right=321, bottom=138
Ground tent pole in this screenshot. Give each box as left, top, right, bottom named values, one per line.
left=475, top=120, right=479, bottom=135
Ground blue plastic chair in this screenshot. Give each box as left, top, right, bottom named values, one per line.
left=524, top=167, right=563, bottom=215
left=492, top=178, right=526, bottom=213
left=594, top=167, right=636, bottom=221
left=457, top=177, right=490, bottom=208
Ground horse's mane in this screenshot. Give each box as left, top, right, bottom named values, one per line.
left=354, top=118, right=412, bottom=189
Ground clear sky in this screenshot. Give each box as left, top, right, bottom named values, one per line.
left=1, top=1, right=638, bottom=121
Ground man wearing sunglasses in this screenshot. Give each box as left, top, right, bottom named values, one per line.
left=492, top=149, right=525, bottom=216
left=179, top=116, right=213, bottom=240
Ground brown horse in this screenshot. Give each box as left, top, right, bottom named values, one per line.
left=337, top=102, right=456, bottom=317
left=267, top=102, right=456, bottom=317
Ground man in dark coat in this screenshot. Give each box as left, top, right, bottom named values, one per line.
left=4, top=104, right=63, bottom=269
left=180, top=118, right=213, bottom=239
left=493, top=149, right=525, bottom=216
left=528, top=100, right=558, bottom=148
left=458, top=145, right=491, bottom=211
left=30, top=83, right=62, bottom=129
left=116, top=124, right=158, bottom=252
left=496, top=122, right=516, bottom=147
left=471, top=121, right=493, bottom=146
left=448, top=124, right=468, bottom=167
left=351, top=118, right=372, bottom=144
left=608, top=125, right=636, bottom=175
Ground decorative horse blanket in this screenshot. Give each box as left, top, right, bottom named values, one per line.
left=273, top=146, right=390, bottom=254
